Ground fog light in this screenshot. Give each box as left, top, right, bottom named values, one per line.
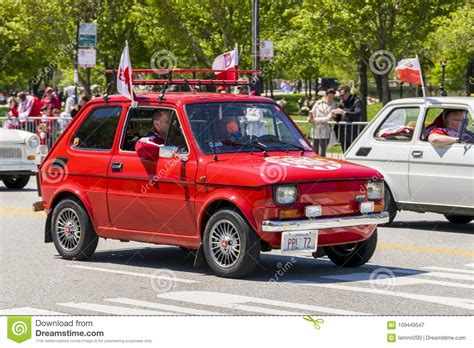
left=360, top=201, right=375, bottom=214
left=27, top=155, right=36, bottom=160
left=305, top=205, right=322, bottom=218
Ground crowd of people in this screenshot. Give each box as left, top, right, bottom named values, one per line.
left=4, top=86, right=101, bottom=149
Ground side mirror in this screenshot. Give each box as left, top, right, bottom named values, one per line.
left=159, top=145, right=179, bottom=159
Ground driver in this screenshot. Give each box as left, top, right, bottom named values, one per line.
left=425, top=109, right=473, bottom=147
left=226, top=120, right=243, bottom=141
left=135, top=109, right=172, bottom=157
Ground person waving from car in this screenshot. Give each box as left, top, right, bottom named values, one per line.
left=135, top=109, right=172, bottom=157
left=425, top=109, right=473, bottom=147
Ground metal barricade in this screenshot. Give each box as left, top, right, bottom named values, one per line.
left=295, top=120, right=369, bottom=159
left=0, top=116, right=66, bottom=150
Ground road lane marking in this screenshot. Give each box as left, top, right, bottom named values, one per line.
left=321, top=272, right=474, bottom=289
left=0, top=205, right=45, bottom=218
left=105, top=298, right=221, bottom=315
left=465, top=263, right=474, bottom=268
left=57, top=302, right=175, bottom=315
left=378, top=242, right=474, bottom=257
left=421, top=266, right=474, bottom=275
left=286, top=282, right=474, bottom=311
left=395, top=269, right=474, bottom=281
left=0, top=307, right=65, bottom=315
left=67, top=265, right=197, bottom=283
left=157, top=291, right=370, bottom=315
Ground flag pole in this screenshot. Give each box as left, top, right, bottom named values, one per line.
left=417, top=55, right=426, bottom=98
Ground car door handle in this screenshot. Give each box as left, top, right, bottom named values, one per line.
left=110, top=162, right=123, bottom=172
left=412, top=150, right=423, bottom=158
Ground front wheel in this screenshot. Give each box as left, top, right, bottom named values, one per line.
left=444, top=214, right=473, bottom=224
left=203, top=209, right=261, bottom=278
left=51, top=198, right=98, bottom=260
left=3, top=175, right=30, bottom=189
left=382, top=184, right=397, bottom=226
left=324, top=230, right=378, bottom=267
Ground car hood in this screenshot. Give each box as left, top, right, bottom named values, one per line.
left=204, top=153, right=382, bottom=186
left=0, top=128, right=33, bottom=144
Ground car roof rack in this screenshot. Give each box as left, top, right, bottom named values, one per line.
left=105, top=68, right=259, bottom=87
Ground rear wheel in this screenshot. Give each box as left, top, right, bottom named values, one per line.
left=203, top=209, right=260, bottom=278
left=51, top=198, right=98, bottom=260
left=3, top=175, right=30, bottom=189
left=324, top=230, right=378, bottom=267
left=444, top=214, right=473, bottom=224
left=382, top=184, right=397, bottom=225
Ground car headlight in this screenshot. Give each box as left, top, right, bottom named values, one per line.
left=274, top=185, right=298, bottom=205
left=367, top=180, right=384, bottom=200
left=26, top=135, right=40, bottom=149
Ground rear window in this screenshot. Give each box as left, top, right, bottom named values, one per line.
left=72, top=106, right=122, bottom=150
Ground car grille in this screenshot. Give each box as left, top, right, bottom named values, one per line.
left=0, top=147, right=22, bottom=159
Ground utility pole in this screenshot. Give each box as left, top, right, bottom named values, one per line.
left=251, top=0, right=261, bottom=95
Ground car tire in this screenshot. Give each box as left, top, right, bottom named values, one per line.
left=382, top=184, right=397, bottom=226
left=3, top=175, right=30, bottom=189
left=444, top=214, right=473, bottom=224
left=203, top=208, right=261, bottom=278
left=324, top=229, right=378, bottom=267
left=51, top=198, right=98, bottom=260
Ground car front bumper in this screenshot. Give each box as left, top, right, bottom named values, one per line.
left=261, top=212, right=389, bottom=232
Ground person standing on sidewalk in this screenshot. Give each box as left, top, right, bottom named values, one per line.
left=307, top=89, right=336, bottom=157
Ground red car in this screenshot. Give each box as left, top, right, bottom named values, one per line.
left=36, top=79, right=388, bottom=278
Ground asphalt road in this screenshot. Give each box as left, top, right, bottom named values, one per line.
left=0, top=179, right=473, bottom=316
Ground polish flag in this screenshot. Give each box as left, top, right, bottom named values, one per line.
left=212, top=47, right=238, bottom=81
left=395, top=57, right=422, bottom=85
left=117, top=41, right=135, bottom=101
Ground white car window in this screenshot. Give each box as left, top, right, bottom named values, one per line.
left=420, top=108, right=474, bottom=143
left=374, top=107, right=419, bottom=141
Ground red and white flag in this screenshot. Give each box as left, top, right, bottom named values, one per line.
left=395, top=57, right=422, bottom=85
left=212, top=47, right=238, bottom=81
left=117, top=41, right=135, bottom=101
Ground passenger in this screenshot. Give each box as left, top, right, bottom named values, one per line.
left=135, top=109, right=172, bottom=157
left=425, top=109, right=473, bottom=146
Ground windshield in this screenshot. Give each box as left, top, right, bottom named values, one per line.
left=185, top=102, right=312, bottom=154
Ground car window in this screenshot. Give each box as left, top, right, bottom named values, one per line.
left=420, top=107, right=473, bottom=142
left=374, top=107, right=419, bottom=141
left=72, top=106, right=122, bottom=150
left=121, top=107, right=188, bottom=153
left=185, top=102, right=312, bottom=154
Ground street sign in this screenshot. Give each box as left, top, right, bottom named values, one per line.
left=260, top=40, right=273, bottom=61
left=78, top=48, right=96, bottom=67
left=78, top=23, right=97, bottom=48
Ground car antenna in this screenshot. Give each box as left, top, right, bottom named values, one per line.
left=439, top=61, right=448, bottom=97
left=208, top=110, right=218, bottom=161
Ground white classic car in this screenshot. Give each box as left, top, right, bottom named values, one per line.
left=345, top=97, right=474, bottom=225
left=0, top=128, right=40, bottom=189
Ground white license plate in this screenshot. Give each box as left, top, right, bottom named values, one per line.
left=281, top=231, right=318, bottom=254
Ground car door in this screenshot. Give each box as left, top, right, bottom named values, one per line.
left=345, top=105, right=421, bottom=203
left=408, top=107, right=474, bottom=209
left=107, top=106, right=198, bottom=237
left=64, top=103, right=123, bottom=228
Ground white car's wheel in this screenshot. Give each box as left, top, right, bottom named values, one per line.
left=444, top=214, right=473, bottom=224
left=3, top=175, right=30, bottom=189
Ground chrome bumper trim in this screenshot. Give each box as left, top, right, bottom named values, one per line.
left=261, top=212, right=389, bottom=232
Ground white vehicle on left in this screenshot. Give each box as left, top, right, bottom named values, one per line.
left=0, top=128, right=40, bottom=189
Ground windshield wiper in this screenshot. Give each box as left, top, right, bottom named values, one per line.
left=220, top=139, right=266, bottom=152
left=259, top=139, right=307, bottom=152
